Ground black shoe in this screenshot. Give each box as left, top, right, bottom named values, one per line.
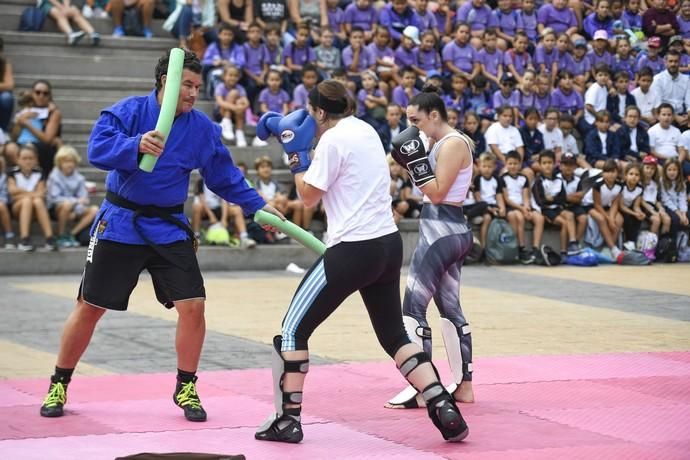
left=40, top=380, right=68, bottom=417
left=519, top=247, right=534, bottom=265
left=174, top=377, right=207, bottom=422
left=567, top=241, right=581, bottom=255
left=255, top=413, right=304, bottom=443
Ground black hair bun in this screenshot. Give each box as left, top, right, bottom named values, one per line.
left=421, top=83, right=442, bottom=95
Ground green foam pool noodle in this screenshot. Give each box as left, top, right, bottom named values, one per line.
left=139, top=48, right=185, bottom=172
left=254, top=210, right=326, bottom=255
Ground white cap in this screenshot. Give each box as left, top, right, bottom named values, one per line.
left=403, top=26, right=421, bottom=45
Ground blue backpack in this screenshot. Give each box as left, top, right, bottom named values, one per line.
left=19, top=7, right=45, bottom=32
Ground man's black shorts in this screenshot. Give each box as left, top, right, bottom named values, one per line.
left=79, top=237, right=205, bottom=311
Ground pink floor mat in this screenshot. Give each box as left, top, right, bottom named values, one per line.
left=1, top=351, right=688, bottom=459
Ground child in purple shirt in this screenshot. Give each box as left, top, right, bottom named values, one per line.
left=367, top=26, right=398, bottom=87
left=623, top=0, right=642, bottom=30
left=215, top=64, right=250, bottom=146
left=394, top=27, right=419, bottom=70
left=325, top=0, right=347, bottom=44
left=456, top=0, right=498, bottom=48
left=479, top=29, right=504, bottom=88
left=442, top=23, right=479, bottom=80
left=537, top=0, right=578, bottom=36
left=415, top=0, right=440, bottom=41
left=258, top=69, right=290, bottom=115
left=612, top=36, right=636, bottom=80
left=551, top=70, right=584, bottom=124
left=678, top=0, right=690, bottom=38
left=357, top=70, right=388, bottom=132
left=583, top=0, right=615, bottom=40
left=243, top=22, right=270, bottom=102
left=504, top=31, right=534, bottom=86
left=433, top=0, right=455, bottom=40
left=493, top=0, right=522, bottom=48
left=516, top=69, right=537, bottom=118
left=636, top=37, right=665, bottom=74
left=443, top=73, right=469, bottom=114
left=343, top=0, right=378, bottom=42
left=291, top=64, right=318, bottom=110
left=534, top=73, right=553, bottom=118
left=492, top=73, right=520, bottom=125
left=519, top=0, right=539, bottom=41
left=588, top=30, right=614, bottom=79
left=283, top=22, right=317, bottom=86
left=378, top=0, right=423, bottom=44
left=202, top=23, right=246, bottom=98
left=571, top=38, right=592, bottom=92
left=415, top=30, right=442, bottom=76
left=342, top=26, right=375, bottom=83
left=391, top=66, right=420, bottom=109
left=535, top=28, right=559, bottom=82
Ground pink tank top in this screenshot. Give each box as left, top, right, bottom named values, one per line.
left=424, top=131, right=474, bottom=204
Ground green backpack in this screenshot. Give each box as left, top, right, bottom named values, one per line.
left=485, top=218, right=519, bottom=265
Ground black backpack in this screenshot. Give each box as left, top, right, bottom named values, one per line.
left=18, top=7, right=45, bottom=32
left=656, top=234, right=678, bottom=263
left=122, top=6, right=144, bottom=36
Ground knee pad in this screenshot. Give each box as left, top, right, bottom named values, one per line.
left=269, top=335, right=308, bottom=417
left=440, top=318, right=472, bottom=386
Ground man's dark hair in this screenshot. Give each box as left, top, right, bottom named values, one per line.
left=539, top=149, right=556, bottom=162
left=155, top=49, right=202, bottom=90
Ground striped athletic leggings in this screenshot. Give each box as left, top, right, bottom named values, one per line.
left=280, top=231, right=411, bottom=357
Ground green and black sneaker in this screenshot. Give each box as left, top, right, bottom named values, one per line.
left=40, top=379, right=68, bottom=417
left=174, top=377, right=207, bottom=422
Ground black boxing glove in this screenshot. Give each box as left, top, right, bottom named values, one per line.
left=391, top=126, right=436, bottom=187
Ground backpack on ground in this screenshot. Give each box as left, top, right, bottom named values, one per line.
left=536, top=245, right=561, bottom=266
left=676, top=232, right=690, bottom=262
left=656, top=234, right=678, bottom=263
left=122, top=6, right=144, bottom=36
left=565, top=248, right=599, bottom=266
left=485, top=218, right=518, bottom=264
left=619, top=250, right=651, bottom=265
left=18, top=6, right=45, bottom=32
left=636, top=230, right=658, bottom=261
left=584, top=215, right=604, bottom=249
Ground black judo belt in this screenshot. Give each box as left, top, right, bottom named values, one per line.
left=106, top=191, right=196, bottom=270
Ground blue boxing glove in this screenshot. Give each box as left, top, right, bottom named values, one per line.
left=277, top=109, right=317, bottom=174
left=256, top=111, right=283, bottom=141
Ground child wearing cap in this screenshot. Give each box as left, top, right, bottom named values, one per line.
left=357, top=70, right=388, bottom=132
left=558, top=152, right=589, bottom=242
left=492, top=74, right=520, bottom=125
left=588, top=30, right=614, bottom=79
left=571, top=38, right=592, bottom=92
left=635, top=36, right=665, bottom=74
left=479, top=29, right=504, bottom=88
left=394, top=26, right=420, bottom=72
left=532, top=150, right=580, bottom=256
left=640, top=155, right=672, bottom=237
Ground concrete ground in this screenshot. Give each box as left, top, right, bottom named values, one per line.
left=0, top=264, right=688, bottom=459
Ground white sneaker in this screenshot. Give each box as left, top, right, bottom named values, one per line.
left=82, top=4, right=94, bottom=17
left=236, top=129, right=247, bottom=147
left=252, top=136, right=268, bottom=147
left=286, top=262, right=306, bottom=274
left=220, top=118, right=235, bottom=141
left=611, top=246, right=622, bottom=259
left=623, top=241, right=636, bottom=251
left=240, top=237, right=257, bottom=249
left=94, top=7, right=108, bottom=18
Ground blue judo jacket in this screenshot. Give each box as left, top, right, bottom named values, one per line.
left=88, top=90, right=265, bottom=245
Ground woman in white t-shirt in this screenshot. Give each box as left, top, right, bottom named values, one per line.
left=255, top=81, right=468, bottom=444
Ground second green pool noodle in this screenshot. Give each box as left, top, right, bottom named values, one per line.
left=139, top=48, right=185, bottom=172
left=254, top=210, right=326, bottom=256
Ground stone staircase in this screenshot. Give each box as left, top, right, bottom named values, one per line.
left=0, top=2, right=322, bottom=273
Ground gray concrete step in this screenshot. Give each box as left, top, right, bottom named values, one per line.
left=14, top=74, right=154, bottom=92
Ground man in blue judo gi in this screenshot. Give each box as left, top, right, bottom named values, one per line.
left=39, top=49, right=284, bottom=422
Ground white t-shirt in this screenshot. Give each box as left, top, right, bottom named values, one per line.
left=648, top=123, right=682, bottom=160
left=680, top=130, right=690, bottom=154
left=563, top=133, right=579, bottom=155
left=584, top=83, right=608, bottom=124
left=598, top=131, right=608, bottom=155
left=303, top=116, right=397, bottom=247
left=485, top=122, right=524, bottom=154
left=631, top=87, right=661, bottom=118
left=538, top=125, right=564, bottom=152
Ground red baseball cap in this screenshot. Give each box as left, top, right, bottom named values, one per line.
left=642, top=155, right=658, bottom=165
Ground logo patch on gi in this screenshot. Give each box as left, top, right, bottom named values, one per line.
left=97, top=220, right=107, bottom=234
left=401, top=139, right=420, bottom=156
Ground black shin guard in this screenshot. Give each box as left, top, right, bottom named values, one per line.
left=398, top=352, right=469, bottom=442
